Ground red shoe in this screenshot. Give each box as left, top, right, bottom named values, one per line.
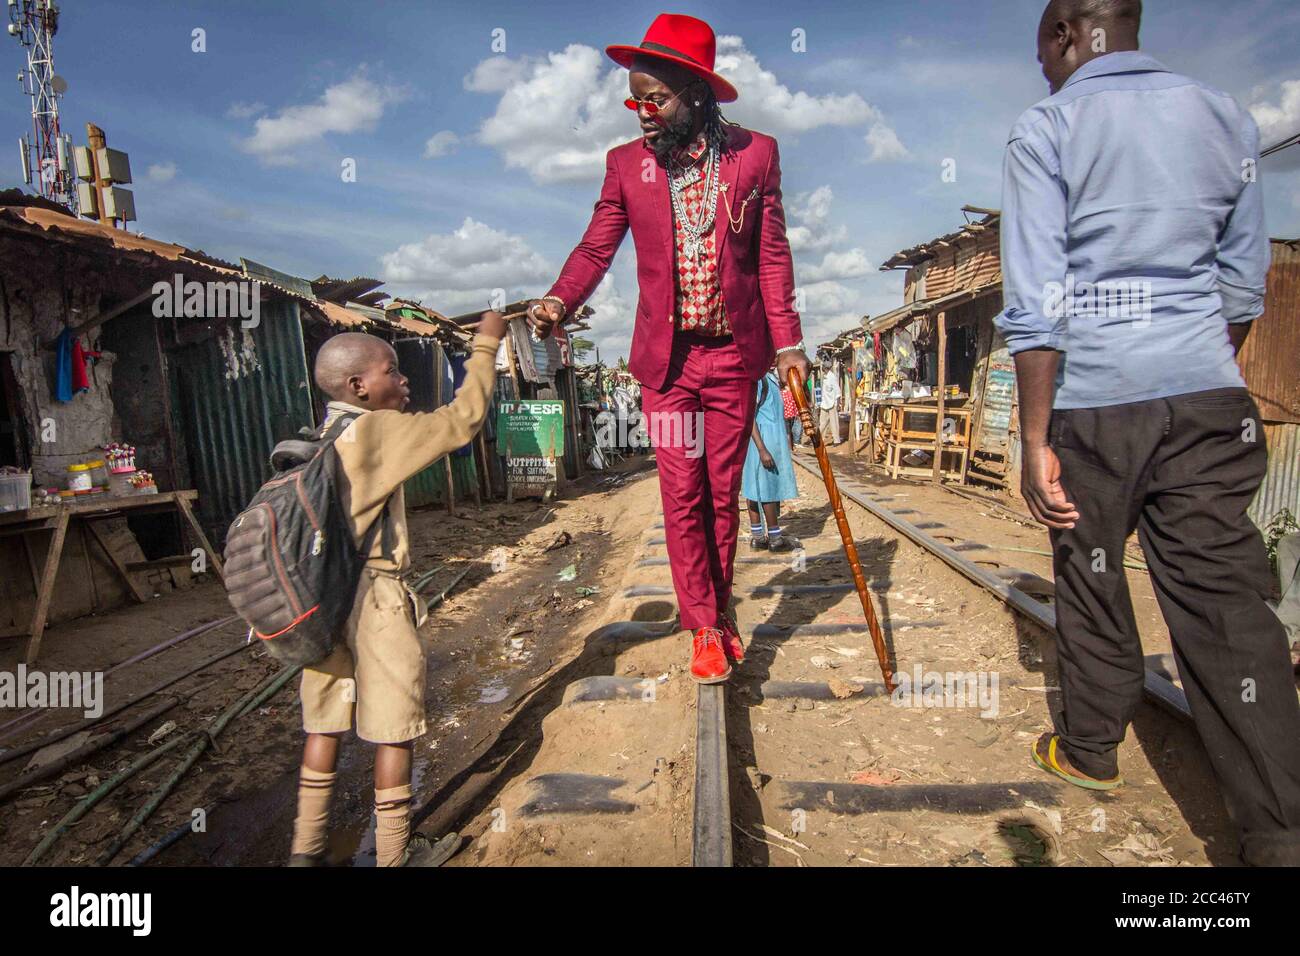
left=690, top=627, right=732, bottom=684
left=717, top=611, right=745, bottom=663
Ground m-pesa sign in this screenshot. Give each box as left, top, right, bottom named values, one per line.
left=497, top=400, right=566, bottom=500
left=496, top=400, right=566, bottom=457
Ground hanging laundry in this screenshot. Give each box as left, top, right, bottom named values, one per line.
left=55, top=328, right=92, bottom=401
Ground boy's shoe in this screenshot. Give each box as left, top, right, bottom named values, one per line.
left=691, top=627, right=732, bottom=684
left=287, top=850, right=328, bottom=867
left=400, top=831, right=463, bottom=867
left=768, top=533, right=802, bottom=552
left=717, top=611, right=745, bottom=663
left=749, top=533, right=769, bottom=551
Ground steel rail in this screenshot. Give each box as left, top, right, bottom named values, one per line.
left=790, top=453, right=1191, bottom=721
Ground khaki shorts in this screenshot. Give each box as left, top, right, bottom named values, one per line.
left=300, top=571, right=429, bottom=744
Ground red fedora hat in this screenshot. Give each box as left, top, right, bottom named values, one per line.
left=606, top=13, right=738, bottom=103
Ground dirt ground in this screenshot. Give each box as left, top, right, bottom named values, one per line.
left=0, top=455, right=662, bottom=866
left=0, top=441, right=1256, bottom=867
left=725, top=461, right=1236, bottom=866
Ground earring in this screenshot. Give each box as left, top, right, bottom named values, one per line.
left=694, top=100, right=700, bottom=106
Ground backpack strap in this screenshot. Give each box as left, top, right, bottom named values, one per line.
left=359, top=500, right=394, bottom=563
left=319, top=411, right=361, bottom=443
left=318, top=411, right=396, bottom=563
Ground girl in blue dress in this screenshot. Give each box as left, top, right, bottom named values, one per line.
left=742, top=368, right=801, bottom=551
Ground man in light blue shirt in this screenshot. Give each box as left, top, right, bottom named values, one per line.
left=997, top=0, right=1299, bottom=867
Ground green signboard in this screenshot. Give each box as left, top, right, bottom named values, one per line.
left=496, top=400, right=566, bottom=458
left=497, top=400, right=566, bottom=501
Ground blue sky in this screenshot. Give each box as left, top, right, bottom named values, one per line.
left=4, top=0, right=1298, bottom=361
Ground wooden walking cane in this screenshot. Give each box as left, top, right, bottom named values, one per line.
left=787, top=367, right=896, bottom=692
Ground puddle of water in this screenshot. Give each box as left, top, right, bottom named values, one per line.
left=477, top=679, right=509, bottom=704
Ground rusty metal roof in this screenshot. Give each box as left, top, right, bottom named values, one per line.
left=0, top=205, right=318, bottom=305
left=307, top=299, right=465, bottom=343
left=310, top=274, right=386, bottom=304
left=881, top=208, right=1001, bottom=271
left=0, top=203, right=478, bottom=346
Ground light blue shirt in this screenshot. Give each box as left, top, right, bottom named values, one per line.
left=994, top=52, right=1269, bottom=409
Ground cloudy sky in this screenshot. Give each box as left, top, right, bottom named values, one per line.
left=4, top=0, right=1297, bottom=362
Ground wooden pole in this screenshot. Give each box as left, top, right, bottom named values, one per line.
left=932, top=311, right=947, bottom=484
left=504, top=324, right=523, bottom=400
left=849, top=348, right=859, bottom=456
left=434, top=346, right=456, bottom=515
left=787, top=368, right=895, bottom=692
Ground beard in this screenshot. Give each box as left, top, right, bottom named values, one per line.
left=648, top=108, right=698, bottom=165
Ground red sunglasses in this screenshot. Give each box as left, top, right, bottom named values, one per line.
left=623, top=87, right=684, bottom=117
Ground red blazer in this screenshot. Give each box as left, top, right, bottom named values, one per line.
left=546, top=125, right=804, bottom=392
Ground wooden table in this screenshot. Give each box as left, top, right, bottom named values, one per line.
left=0, top=490, right=223, bottom=662
left=879, top=400, right=972, bottom=480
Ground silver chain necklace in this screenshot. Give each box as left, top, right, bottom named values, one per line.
left=668, top=144, right=719, bottom=264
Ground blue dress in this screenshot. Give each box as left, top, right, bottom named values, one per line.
left=742, top=372, right=799, bottom=504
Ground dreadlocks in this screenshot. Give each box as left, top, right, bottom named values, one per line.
left=697, top=85, right=741, bottom=156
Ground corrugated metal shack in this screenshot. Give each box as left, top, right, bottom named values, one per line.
left=0, top=195, right=514, bottom=632
left=853, top=212, right=1297, bottom=530
left=866, top=207, right=1013, bottom=487
left=1239, top=238, right=1300, bottom=530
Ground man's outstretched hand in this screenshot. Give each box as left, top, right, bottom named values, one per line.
left=1021, top=444, right=1080, bottom=530
left=776, top=348, right=812, bottom=395
left=525, top=299, right=564, bottom=340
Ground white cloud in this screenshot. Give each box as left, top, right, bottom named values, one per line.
left=464, top=56, right=536, bottom=93
left=240, top=74, right=404, bottom=165
left=714, top=35, right=886, bottom=136
left=865, top=122, right=911, bottom=162
left=583, top=275, right=635, bottom=359
left=1249, top=79, right=1300, bottom=147
left=466, top=36, right=903, bottom=184
left=423, top=130, right=460, bottom=158
left=226, top=101, right=267, bottom=120
left=802, top=249, right=874, bottom=283
left=145, top=162, right=177, bottom=183
left=472, top=44, right=629, bottom=185
left=785, top=185, right=847, bottom=254
left=379, top=217, right=553, bottom=315
left=785, top=186, right=872, bottom=283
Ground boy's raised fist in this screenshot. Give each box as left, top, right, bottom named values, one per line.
left=478, top=309, right=508, bottom=340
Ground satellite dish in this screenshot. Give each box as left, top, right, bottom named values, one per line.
left=52, top=75, right=68, bottom=94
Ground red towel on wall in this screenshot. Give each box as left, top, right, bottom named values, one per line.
left=70, top=336, right=91, bottom=393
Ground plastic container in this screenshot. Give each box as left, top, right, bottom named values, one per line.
left=108, top=469, right=136, bottom=498
left=66, top=463, right=93, bottom=493
left=0, top=472, right=31, bottom=513
left=87, top=459, right=109, bottom=489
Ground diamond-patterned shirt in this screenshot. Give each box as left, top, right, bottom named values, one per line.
left=670, top=135, right=730, bottom=337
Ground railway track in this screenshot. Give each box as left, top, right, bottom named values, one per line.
left=681, top=452, right=1204, bottom=868
left=457, top=457, right=1226, bottom=868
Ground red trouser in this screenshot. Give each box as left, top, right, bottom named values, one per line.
left=640, top=332, right=758, bottom=630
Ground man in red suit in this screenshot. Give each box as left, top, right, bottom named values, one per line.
left=527, top=13, right=809, bottom=683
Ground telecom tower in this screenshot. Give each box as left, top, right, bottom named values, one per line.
left=7, top=0, right=77, bottom=214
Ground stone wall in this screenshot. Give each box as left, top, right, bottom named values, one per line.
left=0, top=271, right=119, bottom=489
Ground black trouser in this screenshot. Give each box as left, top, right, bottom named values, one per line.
left=1049, top=387, right=1300, bottom=866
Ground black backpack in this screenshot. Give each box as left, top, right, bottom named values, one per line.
left=223, top=413, right=389, bottom=666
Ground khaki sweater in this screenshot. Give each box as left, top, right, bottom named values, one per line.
left=321, top=332, right=501, bottom=573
